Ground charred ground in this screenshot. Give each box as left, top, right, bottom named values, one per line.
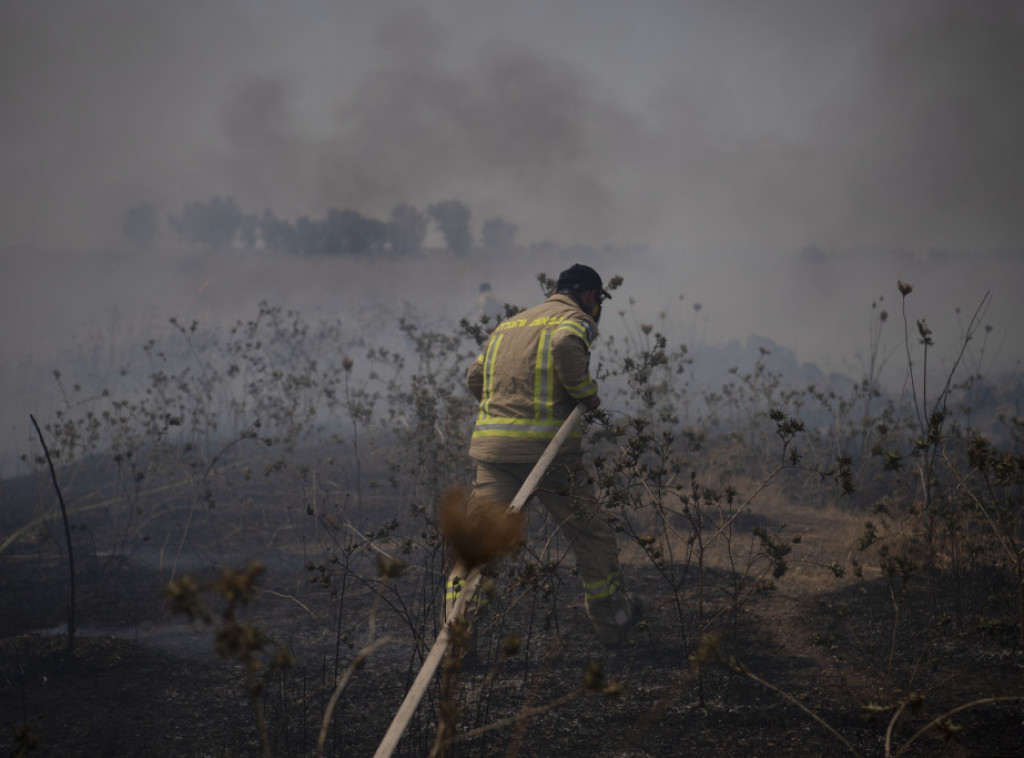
left=2, top=468, right=1021, bottom=758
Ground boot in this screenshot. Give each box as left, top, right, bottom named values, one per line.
left=588, top=592, right=644, bottom=649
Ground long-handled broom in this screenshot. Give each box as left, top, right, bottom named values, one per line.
left=373, top=405, right=584, bottom=758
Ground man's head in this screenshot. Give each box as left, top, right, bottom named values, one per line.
left=556, top=264, right=611, bottom=299
left=555, top=264, right=611, bottom=319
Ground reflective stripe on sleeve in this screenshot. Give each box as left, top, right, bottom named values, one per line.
left=564, top=376, right=598, bottom=399
left=555, top=320, right=591, bottom=349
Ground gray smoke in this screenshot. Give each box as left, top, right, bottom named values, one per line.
left=2, top=1, right=1022, bottom=251
left=1, top=0, right=1022, bottom=456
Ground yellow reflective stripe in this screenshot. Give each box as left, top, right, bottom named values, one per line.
left=555, top=321, right=590, bottom=349
left=473, top=428, right=583, bottom=439
left=446, top=576, right=463, bottom=601
left=473, top=418, right=564, bottom=431
left=474, top=416, right=565, bottom=425
left=564, top=376, right=598, bottom=398
left=446, top=577, right=488, bottom=606
left=534, top=328, right=547, bottom=418
left=480, top=334, right=503, bottom=418
left=545, top=330, right=555, bottom=416
left=533, top=327, right=556, bottom=419
left=472, top=416, right=582, bottom=439
left=583, top=572, right=622, bottom=600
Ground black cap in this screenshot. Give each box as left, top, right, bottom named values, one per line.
left=556, top=264, right=611, bottom=300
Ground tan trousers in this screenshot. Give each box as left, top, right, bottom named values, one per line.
left=446, top=459, right=633, bottom=646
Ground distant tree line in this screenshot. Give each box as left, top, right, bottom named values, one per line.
left=122, top=197, right=521, bottom=257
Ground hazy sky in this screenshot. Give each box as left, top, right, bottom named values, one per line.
left=2, top=0, right=1022, bottom=252
left=1, top=1, right=1021, bottom=397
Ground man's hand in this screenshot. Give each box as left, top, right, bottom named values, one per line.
left=584, top=394, right=601, bottom=412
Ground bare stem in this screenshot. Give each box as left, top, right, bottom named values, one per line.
left=890, top=696, right=1024, bottom=758
left=30, top=414, right=76, bottom=656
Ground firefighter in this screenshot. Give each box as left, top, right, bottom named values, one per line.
left=446, top=264, right=642, bottom=648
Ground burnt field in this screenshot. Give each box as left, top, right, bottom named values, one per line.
left=2, top=467, right=1021, bottom=758
left=2, top=295, right=1023, bottom=757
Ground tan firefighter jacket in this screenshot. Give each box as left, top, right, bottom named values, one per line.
left=467, top=293, right=598, bottom=463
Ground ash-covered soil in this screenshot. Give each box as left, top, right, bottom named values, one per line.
left=2, top=462, right=1022, bottom=757
left=2, top=543, right=1022, bottom=757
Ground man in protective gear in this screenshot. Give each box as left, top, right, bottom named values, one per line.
left=446, top=264, right=642, bottom=648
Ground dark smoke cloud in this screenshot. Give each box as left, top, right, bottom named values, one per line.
left=811, top=2, right=1024, bottom=249
left=210, top=10, right=643, bottom=245
left=620, top=1, right=1024, bottom=252
left=1, top=1, right=1021, bottom=252
left=216, top=75, right=304, bottom=204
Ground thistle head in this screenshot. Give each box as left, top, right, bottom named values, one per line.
left=438, top=486, right=524, bottom=570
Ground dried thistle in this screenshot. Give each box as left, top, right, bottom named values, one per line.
left=937, top=718, right=965, bottom=741
left=438, top=486, right=524, bottom=570
left=689, top=633, right=724, bottom=668
left=502, top=634, right=523, bottom=657
left=376, top=553, right=406, bottom=579
left=602, top=680, right=624, bottom=698
left=164, top=574, right=210, bottom=623
left=860, top=702, right=894, bottom=721
left=215, top=561, right=265, bottom=606
left=898, top=280, right=913, bottom=296
left=583, top=661, right=605, bottom=691
left=917, top=319, right=933, bottom=345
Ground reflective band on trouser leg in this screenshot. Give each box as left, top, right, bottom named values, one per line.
left=583, top=571, right=622, bottom=601
left=446, top=576, right=463, bottom=605
left=446, top=576, right=488, bottom=608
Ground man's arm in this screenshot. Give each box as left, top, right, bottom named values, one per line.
left=551, top=321, right=600, bottom=409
